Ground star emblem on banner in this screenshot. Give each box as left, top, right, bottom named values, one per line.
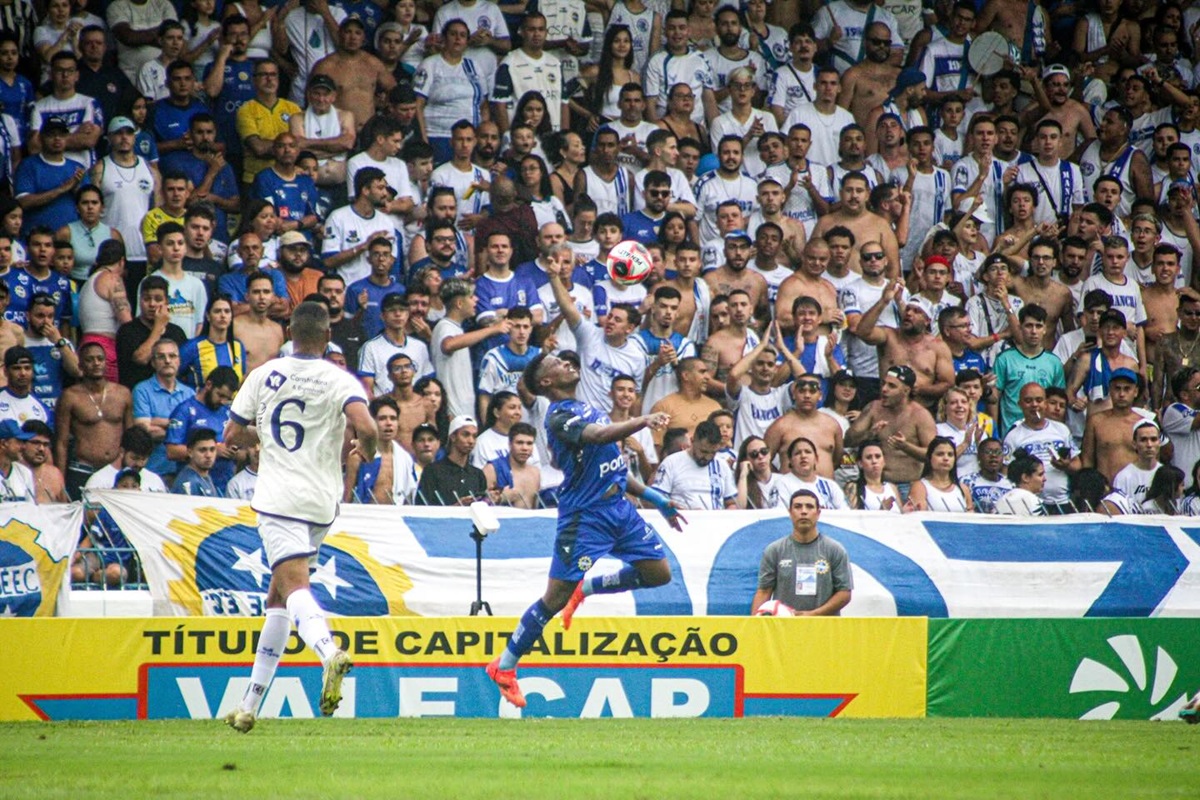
left=230, top=546, right=271, bottom=588
left=311, top=556, right=351, bottom=600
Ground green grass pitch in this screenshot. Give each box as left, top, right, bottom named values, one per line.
left=0, top=718, right=1195, bottom=799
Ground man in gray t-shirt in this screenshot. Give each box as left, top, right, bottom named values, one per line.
left=752, top=489, right=853, bottom=615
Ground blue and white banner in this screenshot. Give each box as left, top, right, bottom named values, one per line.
left=0, top=501, right=81, bottom=617
left=94, top=491, right=1200, bottom=618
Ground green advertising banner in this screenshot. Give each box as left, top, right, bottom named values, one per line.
left=928, top=619, right=1200, bottom=719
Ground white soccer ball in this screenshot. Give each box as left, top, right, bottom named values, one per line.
left=606, top=239, right=654, bottom=286
left=754, top=599, right=797, bottom=617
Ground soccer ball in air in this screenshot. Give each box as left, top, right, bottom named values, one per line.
left=606, top=240, right=654, bottom=286
left=754, top=599, right=797, bottom=617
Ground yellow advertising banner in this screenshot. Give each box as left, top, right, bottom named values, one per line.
left=1, top=616, right=926, bottom=721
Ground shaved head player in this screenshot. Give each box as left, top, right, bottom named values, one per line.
left=223, top=302, right=379, bottom=733
left=486, top=352, right=687, bottom=707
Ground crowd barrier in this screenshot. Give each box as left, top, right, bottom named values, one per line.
left=82, top=492, right=1200, bottom=618
left=2, top=616, right=1196, bottom=721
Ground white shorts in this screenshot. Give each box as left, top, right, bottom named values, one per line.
left=258, top=513, right=331, bottom=569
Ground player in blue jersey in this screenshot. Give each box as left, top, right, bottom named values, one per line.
left=486, top=352, right=686, bottom=708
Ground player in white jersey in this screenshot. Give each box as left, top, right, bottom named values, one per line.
left=223, top=302, right=378, bottom=734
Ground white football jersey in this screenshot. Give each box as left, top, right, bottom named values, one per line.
left=230, top=355, right=367, bottom=525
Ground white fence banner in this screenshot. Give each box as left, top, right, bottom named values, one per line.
left=0, top=501, right=82, bottom=616
left=93, top=490, right=1200, bottom=618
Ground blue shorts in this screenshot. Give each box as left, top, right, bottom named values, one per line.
left=549, top=499, right=665, bottom=582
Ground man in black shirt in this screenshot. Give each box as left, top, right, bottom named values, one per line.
left=115, top=275, right=187, bottom=388
left=318, top=273, right=365, bottom=370
left=415, top=415, right=488, bottom=505
left=76, top=26, right=138, bottom=130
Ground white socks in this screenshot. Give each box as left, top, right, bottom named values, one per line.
left=240, top=608, right=290, bottom=714
left=286, top=588, right=337, bottom=665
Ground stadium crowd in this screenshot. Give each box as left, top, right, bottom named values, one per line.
left=4, top=0, right=1200, bottom=579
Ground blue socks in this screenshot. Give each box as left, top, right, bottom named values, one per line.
left=499, top=599, right=553, bottom=669
left=582, top=566, right=643, bottom=597
left=499, top=571, right=645, bottom=670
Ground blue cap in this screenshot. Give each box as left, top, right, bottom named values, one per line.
left=0, top=420, right=34, bottom=440
left=890, top=68, right=926, bottom=98
left=1110, top=367, right=1139, bottom=385
left=723, top=229, right=752, bottom=243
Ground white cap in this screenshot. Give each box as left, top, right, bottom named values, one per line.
left=448, top=415, right=478, bottom=437
left=957, top=197, right=993, bottom=225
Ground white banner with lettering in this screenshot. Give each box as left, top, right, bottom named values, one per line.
left=0, top=501, right=81, bottom=616
left=93, top=491, right=1200, bottom=618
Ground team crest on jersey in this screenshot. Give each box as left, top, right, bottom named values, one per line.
left=346, top=230, right=361, bottom=244
left=479, top=18, right=492, bottom=30
left=1081, top=162, right=1095, bottom=175
left=13, top=285, right=24, bottom=298
left=137, top=178, right=151, bottom=192
left=577, top=555, right=593, bottom=571
left=814, top=558, right=830, bottom=575
left=265, top=371, right=287, bottom=391
left=238, top=71, right=249, bottom=82
left=637, top=18, right=649, bottom=32
left=517, top=290, right=527, bottom=304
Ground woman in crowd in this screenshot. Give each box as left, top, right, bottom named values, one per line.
left=58, top=185, right=119, bottom=282
left=1069, top=468, right=1130, bottom=515
left=777, top=436, right=849, bottom=509
left=736, top=435, right=788, bottom=509
left=937, top=387, right=984, bottom=477
left=415, top=374, right=450, bottom=445
left=0, top=197, right=26, bottom=264
left=182, top=0, right=221, bottom=73
left=574, top=25, right=638, bottom=130
left=820, top=369, right=859, bottom=434
left=517, top=154, right=572, bottom=231
left=1140, top=465, right=1188, bottom=514
left=993, top=456, right=1047, bottom=515
left=655, top=211, right=691, bottom=274
left=34, top=0, right=79, bottom=84
left=410, top=266, right=445, bottom=324
left=513, top=91, right=555, bottom=145
left=227, top=200, right=280, bottom=272
left=414, top=19, right=489, bottom=164
left=129, top=95, right=160, bottom=166
left=178, top=295, right=245, bottom=389
left=390, top=0, right=428, bottom=77
left=224, top=0, right=275, bottom=60
left=548, top=131, right=586, bottom=215
left=848, top=440, right=902, bottom=512
left=656, top=82, right=710, bottom=155
left=908, top=436, right=973, bottom=512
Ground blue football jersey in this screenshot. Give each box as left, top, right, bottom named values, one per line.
left=546, top=398, right=626, bottom=512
